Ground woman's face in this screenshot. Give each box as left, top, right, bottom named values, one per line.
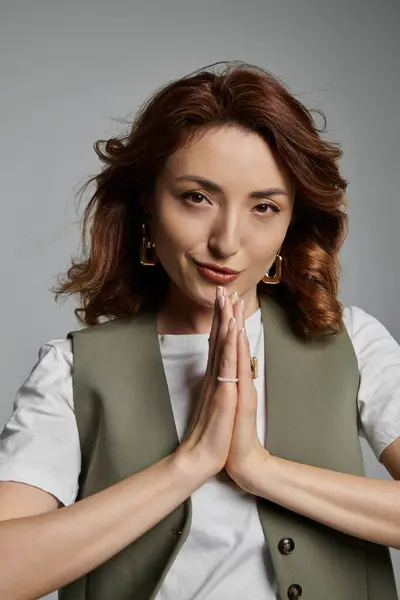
left=151, top=125, right=294, bottom=310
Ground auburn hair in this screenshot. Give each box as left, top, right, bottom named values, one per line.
left=54, top=61, right=349, bottom=339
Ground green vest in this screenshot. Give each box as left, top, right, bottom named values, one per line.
left=59, top=295, right=397, bottom=600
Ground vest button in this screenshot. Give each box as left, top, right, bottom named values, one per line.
left=287, top=584, right=302, bottom=599
left=278, top=537, right=295, bottom=555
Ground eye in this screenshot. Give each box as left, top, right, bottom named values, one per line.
left=254, top=202, right=280, bottom=215
left=180, top=191, right=209, bottom=205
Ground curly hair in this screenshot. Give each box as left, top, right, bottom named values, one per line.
left=53, top=61, right=349, bottom=339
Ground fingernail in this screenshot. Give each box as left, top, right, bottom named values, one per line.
left=240, top=327, right=247, bottom=340
left=218, top=295, right=225, bottom=310
left=232, top=291, right=239, bottom=304
left=217, top=286, right=225, bottom=297
left=241, top=300, right=244, bottom=311
left=228, top=317, right=236, bottom=331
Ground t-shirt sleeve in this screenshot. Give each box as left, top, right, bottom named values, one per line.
left=343, top=306, right=400, bottom=461
left=0, top=339, right=80, bottom=506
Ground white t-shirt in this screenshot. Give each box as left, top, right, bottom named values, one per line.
left=0, top=305, right=399, bottom=599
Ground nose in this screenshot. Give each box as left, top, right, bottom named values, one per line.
left=207, top=213, right=240, bottom=259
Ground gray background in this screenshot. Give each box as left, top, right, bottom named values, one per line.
left=1, top=1, right=399, bottom=598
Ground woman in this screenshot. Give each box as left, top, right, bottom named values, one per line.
left=0, top=62, right=399, bottom=600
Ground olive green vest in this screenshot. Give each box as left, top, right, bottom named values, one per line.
left=59, top=295, right=397, bottom=600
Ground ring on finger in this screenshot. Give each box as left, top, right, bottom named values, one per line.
left=217, top=376, right=239, bottom=383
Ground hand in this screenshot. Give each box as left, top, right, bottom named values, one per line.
left=176, top=286, right=239, bottom=478
left=225, top=298, right=270, bottom=494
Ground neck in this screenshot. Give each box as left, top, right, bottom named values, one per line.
left=156, top=283, right=260, bottom=335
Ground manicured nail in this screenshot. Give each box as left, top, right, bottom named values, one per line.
left=240, top=327, right=248, bottom=340
left=232, top=291, right=239, bottom=304
left=218, top=295, right=225, bottom=310
left=217, top=286, right=225, bottom=297
left=228, top=317, right=236, bottom=331
left=241, top=300, right=244, bottom=311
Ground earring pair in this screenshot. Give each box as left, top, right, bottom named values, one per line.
left=140, top=221, right=282, bottom=284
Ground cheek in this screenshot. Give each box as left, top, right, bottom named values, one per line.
left=153, top=200, right=203, bottom=261
left=249, top=222, right=286, bottom=253
left=249, top=243, right=275, bottom=268
left=245, top=219, right=290, bottom=272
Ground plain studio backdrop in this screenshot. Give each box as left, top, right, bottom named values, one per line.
left=1, top=1, right=399, bottom=598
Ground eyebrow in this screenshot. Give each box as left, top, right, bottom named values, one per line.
left=175, top=175, right=289, bottom=199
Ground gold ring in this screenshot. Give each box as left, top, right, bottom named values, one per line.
left=251, top=357, right=258, bottom=379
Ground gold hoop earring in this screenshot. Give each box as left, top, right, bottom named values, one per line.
left=140, top=223, right=157, bottom=266
left=262, top=249, right=282, bottom=284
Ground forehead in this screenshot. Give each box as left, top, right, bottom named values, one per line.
left=163, top=126, right=292, bottom=193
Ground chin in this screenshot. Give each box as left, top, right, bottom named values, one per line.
left=188, top=285, right=217, bottom=308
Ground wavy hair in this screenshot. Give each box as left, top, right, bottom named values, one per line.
left=54, top=61, right=349, bottom=339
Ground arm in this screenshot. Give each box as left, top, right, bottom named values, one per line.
left=245, top=437, right=400, bottom=550
left=0, top=452, right=203, bottom=600
left=226, top=300, right=400, bottom=549
left=0, top=288, right=238, bottom=600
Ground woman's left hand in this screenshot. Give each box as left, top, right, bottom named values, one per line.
left=224, top=295, right=270, bottom=494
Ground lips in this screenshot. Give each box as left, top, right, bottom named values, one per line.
left=195, top=261, right=240, bottom=274
left=194, top=260, right=241, bottom=284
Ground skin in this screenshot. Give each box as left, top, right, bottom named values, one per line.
left=151, top=125, right=294, bottom=334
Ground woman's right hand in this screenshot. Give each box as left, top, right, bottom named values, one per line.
left=176, top=286, right=239, bottom=477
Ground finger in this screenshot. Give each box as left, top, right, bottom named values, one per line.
left=193, top=301, right=232, bottom=436
left=206, top=317, right=238, bottom=461
left=232, top=295, right=245, bottom=331
left=212, top=292, right=233, bottom=382
left=216, top=316, right=238, bottom=388
left=208, top=286, right=224, bottom=350
left=237, top=325, right=256, bottom=407
left=204, top=286, right=224, bottom=381
left=188, top=287, right=223, bottom=434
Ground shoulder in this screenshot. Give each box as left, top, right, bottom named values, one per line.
left=33, top=338, right=73, bottom=372
left=342, top=306, right=400, bottom=459
left=67, top=313, right=158, bottom=358
left=342, top=305, right=383, bottom=335
left=16, top=339, right=75, bottom=411
left=342, top=305, right=399, bottom=363
left=39, top=338, right=73, bottom=359
left=2, top=337, right=76, bottom=440
left=68, top=313, right=150, bottom=339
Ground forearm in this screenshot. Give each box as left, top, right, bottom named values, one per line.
left=252, top=454, right=400, bottom=549
left=0, top=452, right=203, bottom=600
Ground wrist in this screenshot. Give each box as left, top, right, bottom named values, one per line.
left=248, top=451, right=278, bottom=496
left=171, top=446, right=215, bottom=491
left=232, top=447, right=272, bottom=495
